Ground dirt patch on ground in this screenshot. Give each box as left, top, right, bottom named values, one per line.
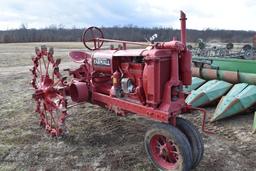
left=0, top=42, right=255, bottom=171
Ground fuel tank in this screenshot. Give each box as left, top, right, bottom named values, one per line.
left=92, top=50, right=115, bottom=73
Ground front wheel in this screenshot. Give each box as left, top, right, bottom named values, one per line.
left=144, top=123, right=192, bottom=171
left=31, top=45, right=68, bottom=136
left=176, top=117, right=204, bottom=169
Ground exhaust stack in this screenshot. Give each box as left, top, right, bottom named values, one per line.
left=180, top=11, right=187, bottom=46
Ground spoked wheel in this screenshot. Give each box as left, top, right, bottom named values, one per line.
left=145, top=123, right=192, bottom=171
left=176, top=117, right=204, bottom=169
left=30, top=45, right=68, bottom=136
left=82, top=26, right=104, bottom=50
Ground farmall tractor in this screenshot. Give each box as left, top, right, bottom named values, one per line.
left=31, top=11, right=207, bottom=171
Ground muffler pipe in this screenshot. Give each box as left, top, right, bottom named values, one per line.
left=180, top=11, right=187, bottom=46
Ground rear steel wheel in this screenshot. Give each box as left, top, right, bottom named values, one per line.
left=144, top=123, right=192, bottom=171
left=31, top=45, right=68, bottom=136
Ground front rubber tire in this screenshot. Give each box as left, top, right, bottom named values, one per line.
left=144, top=122, right=192, bottom=171
left=176, top=117, right=204, bottom=169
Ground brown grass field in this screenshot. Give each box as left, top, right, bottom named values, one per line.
left=0, top=42, right=255, bottom=170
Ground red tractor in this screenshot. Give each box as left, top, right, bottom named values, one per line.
left=31, top=11, right=207, bottom=171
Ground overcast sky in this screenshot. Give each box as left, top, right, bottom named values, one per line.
left=0, top=0, right=255, bottom=31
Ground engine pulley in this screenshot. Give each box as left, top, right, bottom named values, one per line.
left=121, top=78, right=134, bottom=93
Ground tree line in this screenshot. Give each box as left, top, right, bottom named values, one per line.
left=0, top=26, right=255, bottom=43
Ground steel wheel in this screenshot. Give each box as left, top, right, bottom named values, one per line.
left=31, top=45, right=68, bottom=136
left=145, top=123, right=192, bottom=171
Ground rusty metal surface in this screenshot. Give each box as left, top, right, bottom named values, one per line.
left=192, top=67, right=256, bottom=85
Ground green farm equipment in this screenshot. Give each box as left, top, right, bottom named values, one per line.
left=185, top=55, right=256, bottom=130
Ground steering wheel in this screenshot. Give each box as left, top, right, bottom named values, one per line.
left=82, top=26, right=104, bottom=50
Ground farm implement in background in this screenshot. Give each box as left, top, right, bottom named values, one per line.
left=30, top=11, right=208, bottom=171
left=188, top=38, right=256, bottom=60
left=185, top=54, right=256, bottom=131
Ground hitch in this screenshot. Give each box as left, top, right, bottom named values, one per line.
left=189, top=106, right=214, bottom=134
